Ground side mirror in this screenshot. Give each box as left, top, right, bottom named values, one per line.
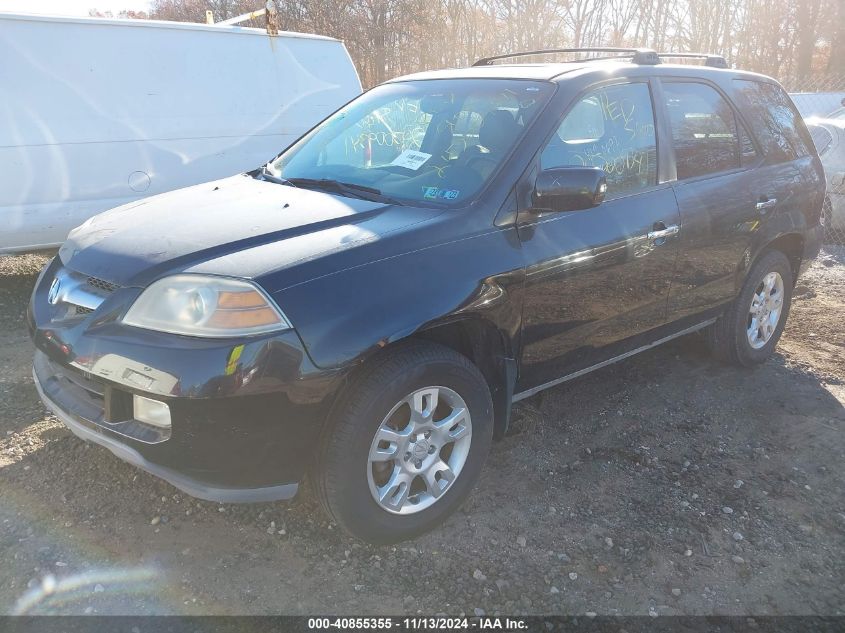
left=532, top=167, right=608, bottom=212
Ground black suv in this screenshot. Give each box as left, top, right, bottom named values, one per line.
left=29, top=48, right=825, bottom=543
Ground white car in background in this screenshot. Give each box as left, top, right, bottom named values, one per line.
left=790, top=92, right=845, bottom=119
left=805, top=117, right=845, bottom=242
left=0, top=11, right=361, bottom=252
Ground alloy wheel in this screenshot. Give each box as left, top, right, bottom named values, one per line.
left=747, top=271, right=785, bottom=349
left=367, top=386, right=472, bottom=515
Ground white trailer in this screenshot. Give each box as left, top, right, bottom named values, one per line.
left=0, top=11, right=362, bottom=252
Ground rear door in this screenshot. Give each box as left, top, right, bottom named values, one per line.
left=658, top=79, right=763, bottom=320
left=663, top=78, right=820, bottom=321
left=730, top=79, right=822, bottom=237
left=516, top=79, right=681, bottom=391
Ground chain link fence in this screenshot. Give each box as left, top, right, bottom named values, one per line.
left=823, top=193, right=844, bottom=246
left=783, top=75, right=845, bottom=245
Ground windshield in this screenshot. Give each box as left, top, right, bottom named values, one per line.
left=270, top=79, right=555, bottom=206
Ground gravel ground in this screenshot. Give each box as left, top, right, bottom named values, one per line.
left=1, top=249, right=843, bottom=616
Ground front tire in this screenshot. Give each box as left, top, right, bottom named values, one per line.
left=706, top=250, right=793, bottom=366
left=313, top=341, right=494, bottom=544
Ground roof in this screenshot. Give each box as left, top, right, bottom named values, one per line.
left=387, top=63, right=598, bottom=83
left=387, top=60, right=776, bottom=85
left=0, top=11, right=340, bottom=41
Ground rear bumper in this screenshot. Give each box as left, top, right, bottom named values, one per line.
left=33, top=360, right=298, bottom=503
left=799, top=223, right=824, bottom=278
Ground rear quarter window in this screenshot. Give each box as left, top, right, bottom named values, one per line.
left=732, top=79, right=813, bottom=163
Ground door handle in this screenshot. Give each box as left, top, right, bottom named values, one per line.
left=756, top=197, right=778, bottom=212
left=647, top=224, right=680, bottom=240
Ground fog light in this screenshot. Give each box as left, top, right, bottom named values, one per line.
left=133, top=395, right=171, bottom=428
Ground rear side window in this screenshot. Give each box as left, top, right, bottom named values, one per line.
left=663, top=82, right=742, bottom=180
left=732, top=79, right=812, bottom=163
left=541, top=82, right=657, bottom=198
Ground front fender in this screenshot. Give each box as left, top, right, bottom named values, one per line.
left=274, top=227, right=525, bottom=371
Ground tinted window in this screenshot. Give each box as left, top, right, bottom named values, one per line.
left=541, top=82, right=657, bottom=197
left=663, top=82, right=741, bottom=179
left=732, top=79, right=812, bottom=162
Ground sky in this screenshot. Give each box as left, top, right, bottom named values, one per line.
left=0, top=0, right=151, bottom=16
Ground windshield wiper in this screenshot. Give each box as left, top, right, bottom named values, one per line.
left=286, top=178, right=403, bottom=205
left=257, top=165, right=297, bottom=187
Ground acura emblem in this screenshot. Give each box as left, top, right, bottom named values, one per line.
left=48, top=277, right=61, bottom=304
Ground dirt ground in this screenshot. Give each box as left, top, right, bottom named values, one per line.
left=1, top=249, right=843, bottom=617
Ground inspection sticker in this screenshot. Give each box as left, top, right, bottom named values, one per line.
left=423, top=187, right=460, bottom=200
left=390, top=149, right=432, bottom=170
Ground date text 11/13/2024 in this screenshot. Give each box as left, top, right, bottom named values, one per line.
left=307, top=616, right=529, bottom=630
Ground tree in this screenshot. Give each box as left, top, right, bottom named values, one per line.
left=134, top=0, right=842, bottom=87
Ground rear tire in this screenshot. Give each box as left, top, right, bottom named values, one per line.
left=706, top=250, right=793, bottom=366
left=312, top=341, right=493, bottom=544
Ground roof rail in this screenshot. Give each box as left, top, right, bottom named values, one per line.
left=472, top=47, right=660, bottom=67
left=658, top=52, right=728, bottom=68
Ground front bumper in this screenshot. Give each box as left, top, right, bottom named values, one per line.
left=29, top=258, right=345, bottom=503
left=33, top=355, right=297, bottom=503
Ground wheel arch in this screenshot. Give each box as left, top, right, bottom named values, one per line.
left=319, top=314, right=519, bottom=449
left=409, top=317, right=517, bottom=440
left=743, top=231, right=805, bottom=289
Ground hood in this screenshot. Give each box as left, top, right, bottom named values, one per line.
left=59, top=175, right=432, bottom=287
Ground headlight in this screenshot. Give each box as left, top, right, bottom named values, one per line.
left=122, top=275, right=291, bottom=337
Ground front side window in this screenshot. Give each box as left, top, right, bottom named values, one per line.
left=540, top=82, right=657, bottom=197
left=731, top=79, right=812, bottom=163
left=663, top=82, right=742, bottom=180
left=271, top=79, right=554, bottom=206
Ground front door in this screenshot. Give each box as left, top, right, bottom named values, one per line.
left=516, top=80, right=681, bottom=391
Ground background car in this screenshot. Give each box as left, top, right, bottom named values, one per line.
left=806, top=118, right=845, bottom=243
left=789, top=92, right=845, bottom=119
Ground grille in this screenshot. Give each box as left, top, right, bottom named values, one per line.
left=86, top=276, right=119, bottom=293
left=46, top=268, right=113, bottom=322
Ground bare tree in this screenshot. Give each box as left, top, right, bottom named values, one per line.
left=143, top=0, right=842, bottom=87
